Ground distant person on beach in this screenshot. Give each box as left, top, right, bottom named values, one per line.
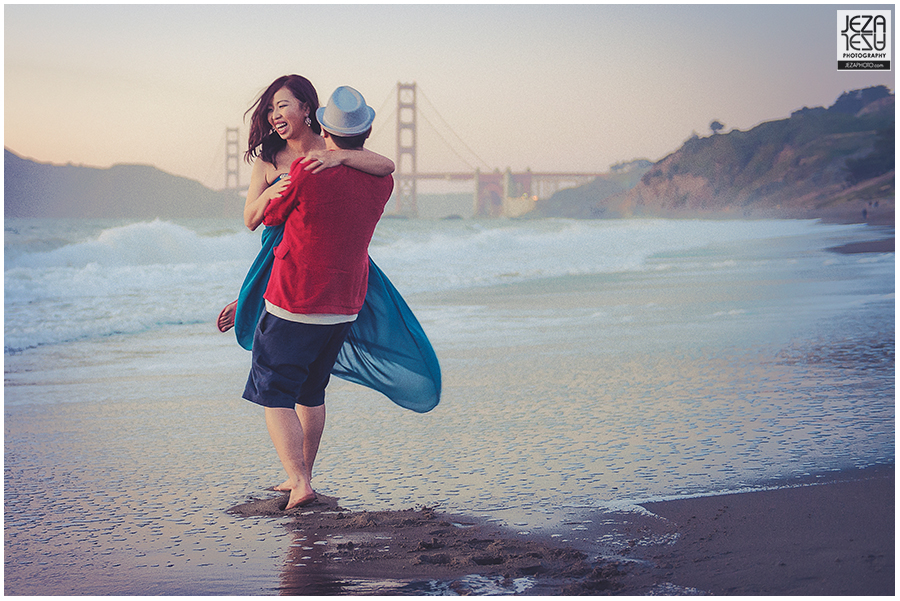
left=216, top=74, right=393, bottom=333
left=241, top=85, right=394, bottom=510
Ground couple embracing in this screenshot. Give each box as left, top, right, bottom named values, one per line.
left=219, top=75, right=440, bottom=510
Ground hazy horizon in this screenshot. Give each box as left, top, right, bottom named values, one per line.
left=5, top=4, right=894, bottom=191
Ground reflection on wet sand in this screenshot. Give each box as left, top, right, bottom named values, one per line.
left=278, top=527, right=347, bottom=595
left=279, top=525, right=418, bottom=595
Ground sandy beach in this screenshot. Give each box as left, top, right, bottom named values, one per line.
left=5, top=217, right=893, bottom=595
left=225, top=465, right=893, bottom=595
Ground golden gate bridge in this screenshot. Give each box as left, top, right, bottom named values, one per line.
left=224, top=82, right=607, bottom=218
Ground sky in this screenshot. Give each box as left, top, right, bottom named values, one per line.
left=4, top=4, right=895, bottom=191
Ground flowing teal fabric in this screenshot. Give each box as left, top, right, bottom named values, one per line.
left=234, top=225, right=283, bottom=351
left=234, top=225, right=441, bottom=414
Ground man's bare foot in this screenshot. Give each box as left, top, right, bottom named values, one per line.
left=286, top=490, right=317, bottom=510
left=274, top=477, right=316, bottom=509
left=217, top=300, right=237, bottom=332
left=274, top=473, right=315, bottom=492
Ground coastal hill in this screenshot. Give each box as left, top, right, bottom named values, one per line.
left=4, top=149, right=243, bottom=219
left=537, top=86, right=894, bottom=224
left=525, top=159, right=653, bottom=219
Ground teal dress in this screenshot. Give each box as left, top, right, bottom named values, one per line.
left=234, top=175, right=440, bottom=413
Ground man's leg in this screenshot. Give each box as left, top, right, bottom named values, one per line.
left=265, top=406, right=316, bottom=509
left=253, top=317, right=351, bottom=498
left=274, top=404, right=326, bottom=491
left=297, top=404, right=326, bottom=479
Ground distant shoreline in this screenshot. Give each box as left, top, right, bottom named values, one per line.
left=828, top=237, right=895, bottom=254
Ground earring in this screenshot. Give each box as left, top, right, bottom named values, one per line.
left=305, top=116, right=312, bottom=127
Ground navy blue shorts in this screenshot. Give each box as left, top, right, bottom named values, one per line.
left=243, top=311, right=353, bottom=409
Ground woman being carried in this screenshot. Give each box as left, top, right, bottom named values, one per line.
left=218, top=74, right=440, bottom=415
left=217, top=74, right=394, bottom=335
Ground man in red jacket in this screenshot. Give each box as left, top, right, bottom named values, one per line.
left=243, top=86, right=393, bottom=510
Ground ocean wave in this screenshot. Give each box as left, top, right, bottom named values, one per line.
left=4, top=217, right=875, bottom=352
left=4, top=220, right=262, bottom=352
left=6, top=219, right=260, bottom=269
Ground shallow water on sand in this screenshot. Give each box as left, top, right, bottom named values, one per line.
left=4, top=218, right=894, bottom=594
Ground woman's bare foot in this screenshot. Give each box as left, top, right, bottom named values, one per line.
left=217, top=300, right=237, bottom=332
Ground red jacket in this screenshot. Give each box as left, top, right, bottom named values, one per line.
left=263, top=157, right=393, bottom=315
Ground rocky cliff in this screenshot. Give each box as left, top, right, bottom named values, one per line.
left=541, top=86, right=894, bottom=224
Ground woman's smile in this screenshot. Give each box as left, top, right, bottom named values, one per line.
left=268, top=86, right=306, bottom=139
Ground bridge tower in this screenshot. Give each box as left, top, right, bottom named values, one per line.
left=225, top=127, right=240, bottom=190
left=395, top=82, right=418, bottom=216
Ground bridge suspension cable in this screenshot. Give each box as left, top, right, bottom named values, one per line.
left=416, top=110, right=479, bottom=172
left=418, top=88, right=491, bottom=171
left=367, top=84, right=490, bottom=174
left=368, top=90, right=396, bottom=147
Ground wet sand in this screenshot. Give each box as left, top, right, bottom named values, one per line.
left=828, top=237, right=894, bottom=254
left=639, top=466, right=894, bottom=596
left=227, top=465, right=893, bottom=595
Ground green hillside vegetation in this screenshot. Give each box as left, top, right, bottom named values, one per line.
left=4, top=149, right=243, bottom=219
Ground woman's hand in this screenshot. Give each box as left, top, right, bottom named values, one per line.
left=245, top=174, right=291, bottom=231
left=267, top=175, right=291, bottom=199
left=297, top=148, right=394, bottom=177
left=299, top=150, right=339, bottom=174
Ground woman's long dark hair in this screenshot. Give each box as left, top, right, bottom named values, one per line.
left=244, top=75, right=321, bottom=167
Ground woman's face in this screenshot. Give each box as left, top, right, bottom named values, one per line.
left=268, top=86, right=308, bottom=139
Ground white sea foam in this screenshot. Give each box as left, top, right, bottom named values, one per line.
left=3, top=217, right=885, bottom=353
left=369, top=218, right=862, bottom=293
left=7, top=218, right=258, bottom=269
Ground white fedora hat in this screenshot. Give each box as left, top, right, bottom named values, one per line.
left=316, top=86, right=375, bottom=136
